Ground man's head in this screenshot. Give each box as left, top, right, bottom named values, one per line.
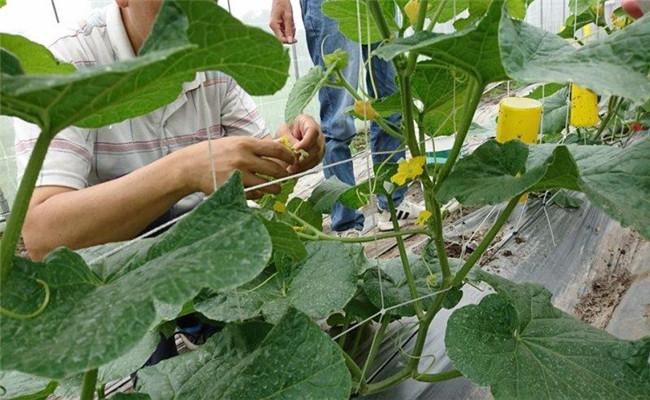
left=116, top=0, right=164, bottom=54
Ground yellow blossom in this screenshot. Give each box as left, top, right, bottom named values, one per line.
left=353, top=100, right=380, bottom=120
left=390, top=156, right=426, bottom=186
left=292, top=226, right=305, bottom=233
left=278, top=135, right=292, bottom=150
left=273, top=201, right=286, bottom=213
left=404, top=0, right=420, bottom=26
left=416, top=210, right=432, bottom=227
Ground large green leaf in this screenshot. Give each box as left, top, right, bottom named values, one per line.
left=437, top=140, right=580, bottom=205
left=321, top=0, right=398, bottom=44
left=500, top=11, right=650, bottom=104
left=285, top=66, right=332, bottom=124
left=195, top=241, right=367, bottom=323
left=412, top=61, right=470, bottom=135
left=0, top=174, right=272, bottom=379
left=362, top=253, right=459, bottom=317
left=446, top=272, right=650, bottom=399
left=376, top=0, right=507, bottom=85
left=437, top=138, right=650, bottom=239
left=138, top=310, right=351, bottom=400
left=0, top=34, right=75, bottom=75
left=260, top=217, right=308, bottom=263
left=0, top=0, right=289, bottom=134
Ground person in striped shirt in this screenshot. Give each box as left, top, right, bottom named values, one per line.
left=15, top=0, right=324, bottom=261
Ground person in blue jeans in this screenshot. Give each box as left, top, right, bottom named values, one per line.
left=270, top=0, right=424, bottom=232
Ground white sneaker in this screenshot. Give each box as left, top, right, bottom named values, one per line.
left=376, top=200, right=425, bottom=231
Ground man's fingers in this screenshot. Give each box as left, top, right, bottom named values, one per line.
left=269, top=20, right=286, bottom=42
left=292, top=117, right=322, bottom=152
left=253, top=140, right=296, bottom=165
left=284, top=12, right=296, bottom=43
left=243, top=173, right=281, bottom=195
left=249, top=157, right=290, bottom=180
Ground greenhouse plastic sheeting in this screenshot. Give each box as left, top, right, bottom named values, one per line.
left=363, top=196, right=650, bottom=399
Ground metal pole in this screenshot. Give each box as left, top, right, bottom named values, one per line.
left=50, top=0, right=60, bottom=23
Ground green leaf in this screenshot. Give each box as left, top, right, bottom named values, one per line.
left=0, top=0, right=5, bottom=8
left=437, top=140, right=581, bottom=205
left=0, top=48, right=23, bottom=75
left=0, top=0, right=288, bottom=134
left=337, top=163, right=398, bottom=209
left=437, top=138, right=650, bottom=239
left=257, top=179, right=296, bottom=210
left=260, top=217, right=308, bottom=263
left=506, top=0, right=534, bottom=19
left=321, top=0, right=398, bottom=44
left=0, top=174, right=272, bottom=379
left=308, top=176, right=354, bottom=213
left=569, top=0, right=599, bottom=16
left=362, top=254, right=459, bottom=317
left=0, top=34, right=75, bottom=74
left=569, top=139, right=650, bottom=240
left=500, top=11, right=650, bottom=104
left=540, top=86, right=569, bottom=135
left=112, top=395, right=151, bottom=400
left=372, top=92, right=402, bottom=117
left=195, top=241, right=367, bottom=323
left=551, top=190, right=583, bottom=209
left=286, top=197, right=323, bottom=231
left=446, top=272, right=650, bottom=399
left=527, top=83, right=565, bottom=99
left=376, top=0, right=507, bottom=85
left=0, top=372, right=56, bottom=400
left=412, top=61, right=470, bottom=136
left=137, top=309, right=352, bottom=400
left=285, top=66, right=332, bottom=124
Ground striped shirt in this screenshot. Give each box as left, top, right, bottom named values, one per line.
left=15, top=3, right=269, bottom=213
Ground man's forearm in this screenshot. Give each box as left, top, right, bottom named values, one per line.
left=23, top=151, right=192, bottom=260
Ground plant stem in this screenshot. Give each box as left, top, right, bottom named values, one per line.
left=386, top=195, right=425, bottom=320
left=361, top=366, right=413, bottom=395
left=592, top=96, right=623, bottom=142
left=367, top=0, right=392, bottom=40
left=350, top=322, right=366, bottom=357
left=398, top=74, right=421, bottom=155
left=343, top=350, right=364, bottom=386
left=80, top=369, right=98, bottom=400
left=0, top=132, right=52, bottom=283
left=429, top=195, right=451, bottom=282
left=334, top=70, right=402, bottom=139
left=433, top=77, right=483, bottom=191
left=414, top=369, right=463, bottom=382
left=451, top=195, right=521, bottom=287
left=359, top=318, right=389, bottom=389
left=425, top=0, right=450, bottom=31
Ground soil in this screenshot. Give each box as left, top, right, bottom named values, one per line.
left=574, top=267, right=633, bottom=329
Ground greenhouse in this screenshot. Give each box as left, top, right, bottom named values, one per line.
left=0, top=0, right=649, bottom=399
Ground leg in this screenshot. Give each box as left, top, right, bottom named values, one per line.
left=301, top=0, right=364, bottom=231
left=364, top=47, right=406, bottom=210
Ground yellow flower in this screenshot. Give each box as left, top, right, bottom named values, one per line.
left=292, top=226, right=305, bottom=233
left=273, top=201, right=286, bottom=213
left=390, top=156, right=426, bottom=186
left=404, top=0, right=420, bottom=26
left=278, top=135, right=292, bottom=150
left=416, top=210, right=432, bottom=227
left=353, top=100, right=380, bottom=120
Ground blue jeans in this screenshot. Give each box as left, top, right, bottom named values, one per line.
left=300, top=0, right=406, bottom=231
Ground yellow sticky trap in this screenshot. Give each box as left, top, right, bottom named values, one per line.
left=496, top=97, right=542, bottom=145
left=570, top=84, right=599, bottom=128
left=496, top=97, right=542, bottom=204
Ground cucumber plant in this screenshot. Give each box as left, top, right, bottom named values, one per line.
left=1, top=0, right=650, bottom=399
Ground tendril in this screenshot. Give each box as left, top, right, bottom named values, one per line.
left=0, top=279, right=51, bottom=320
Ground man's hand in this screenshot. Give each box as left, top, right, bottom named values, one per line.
left=270, top=0, right=296, bottom=44
left=278, top=115, right=325, bottom=174
left=175, top=136, right=296, bottom=199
